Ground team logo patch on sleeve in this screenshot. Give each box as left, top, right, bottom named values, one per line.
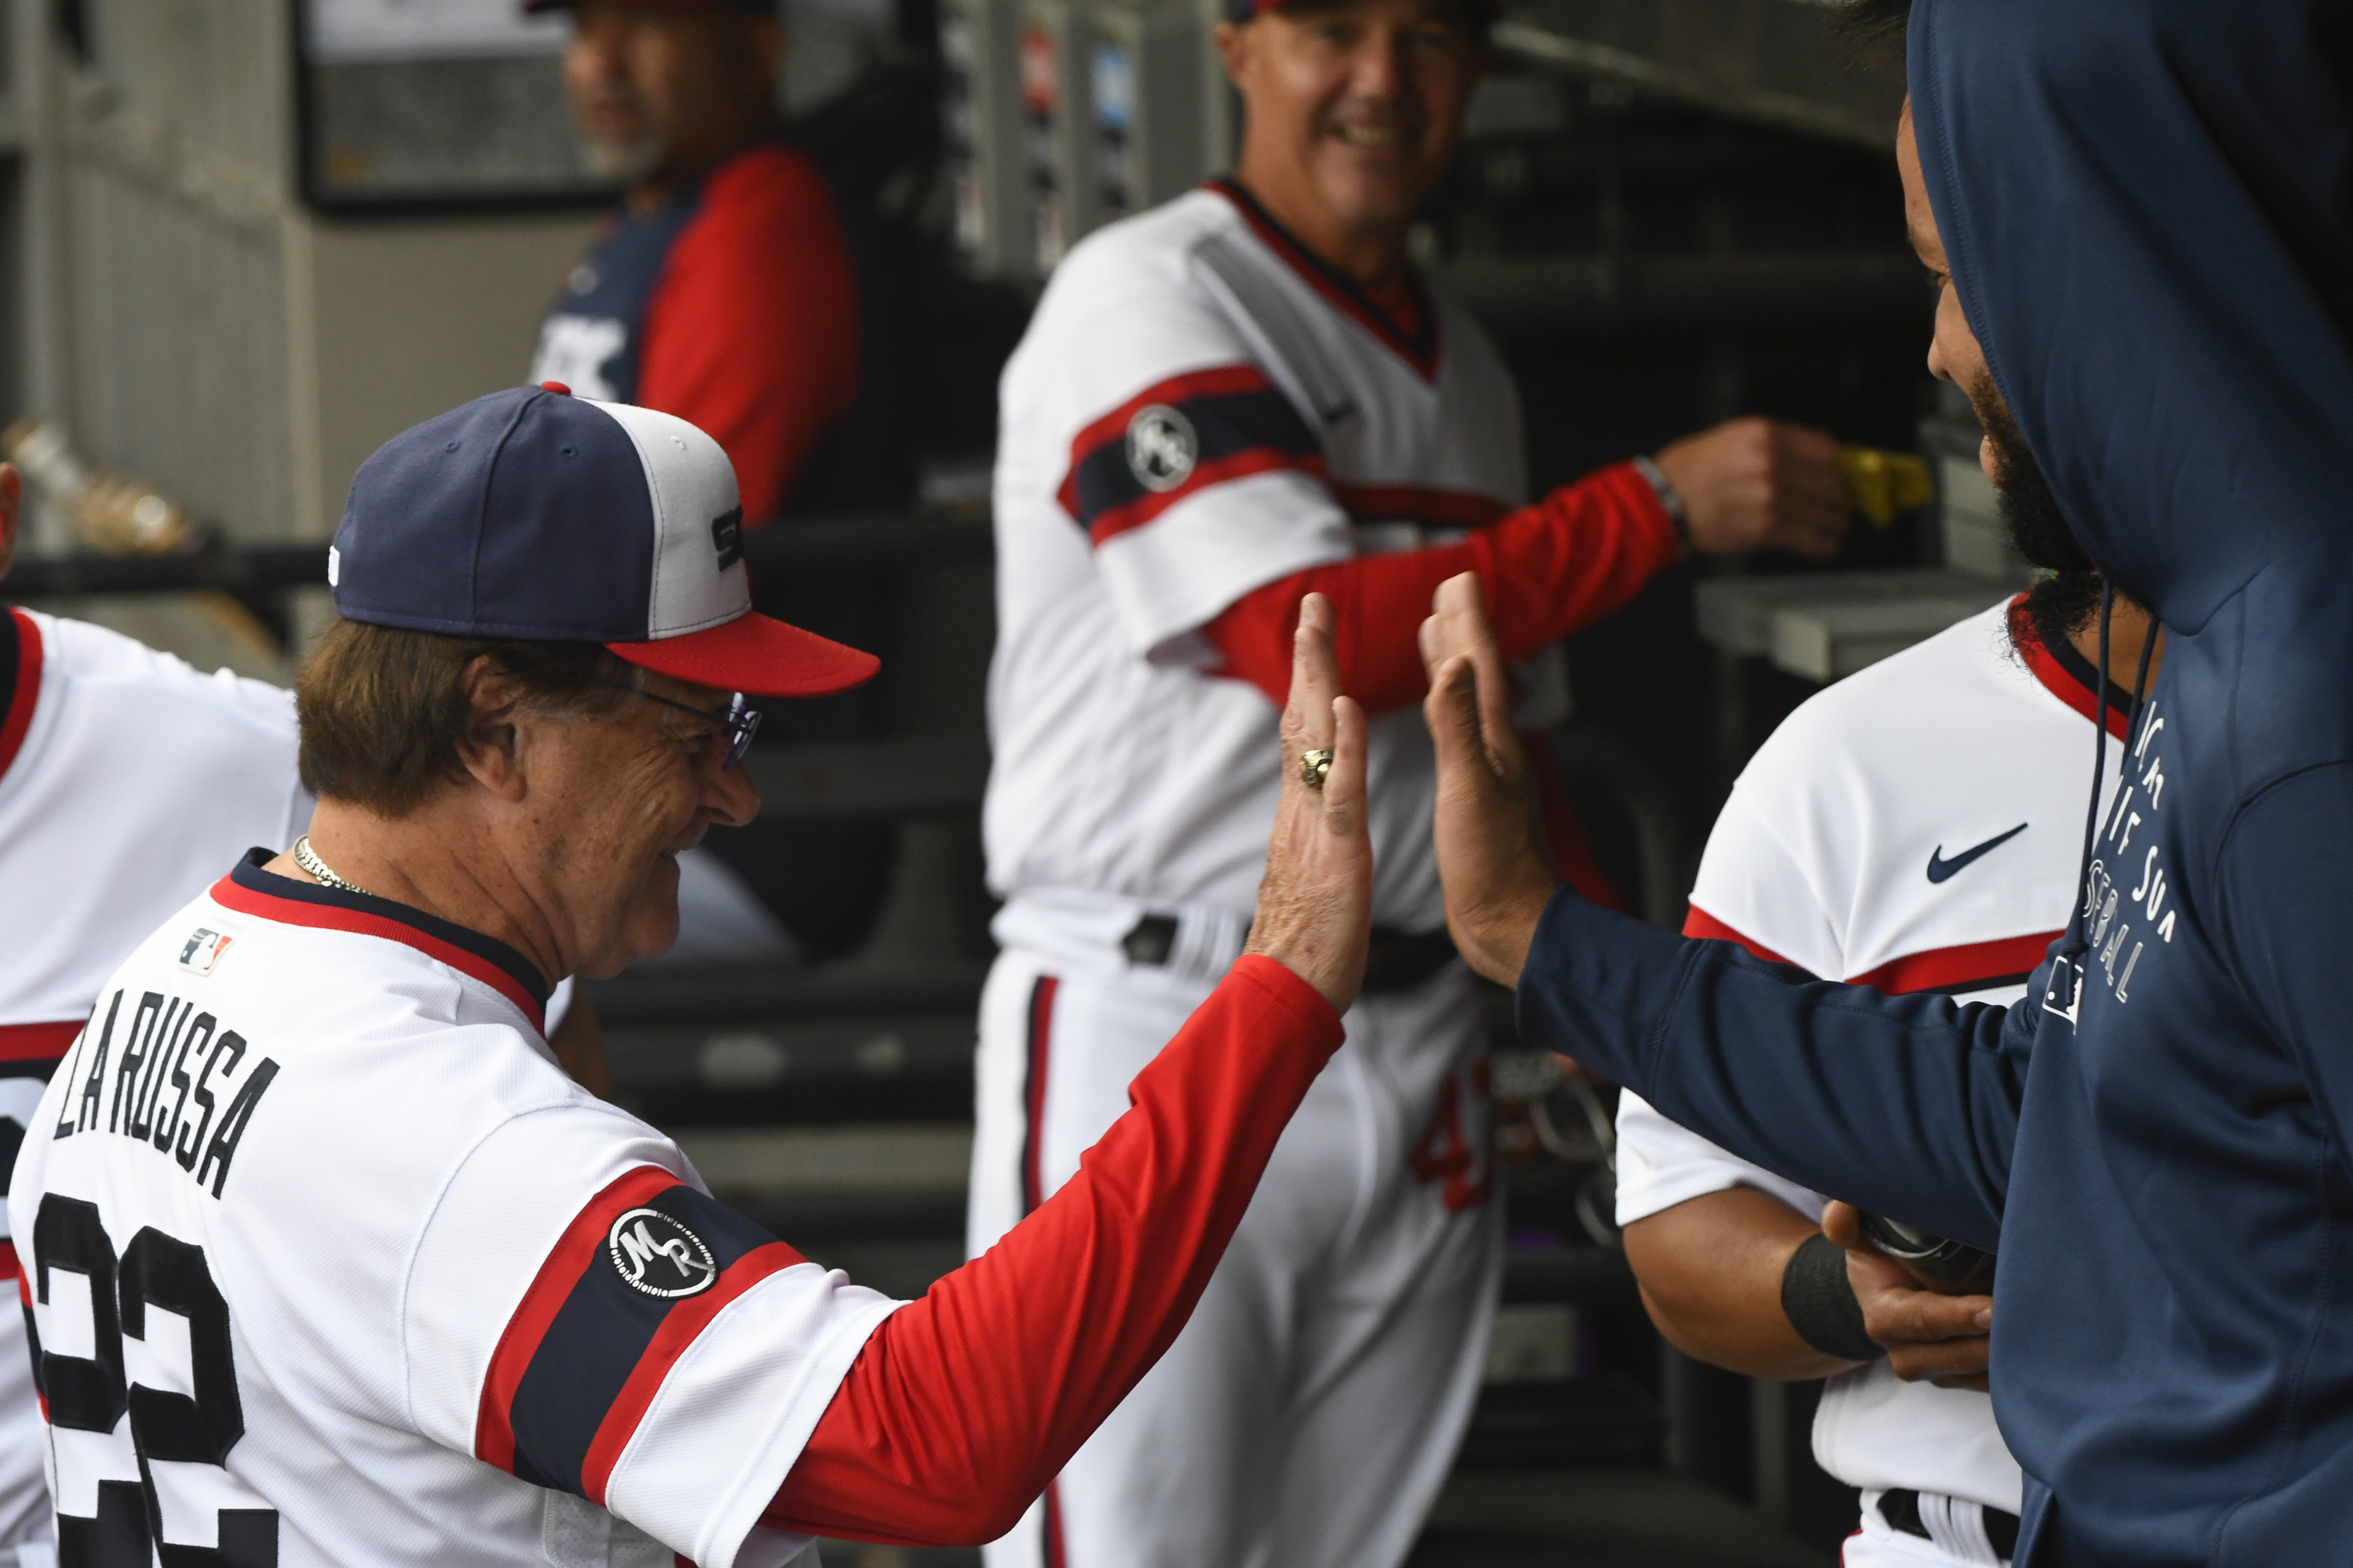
left=607, top=1208, right=717, bottom=1299
left=478, top=1169, right=805, bottom=1505
left=1058, top=364, right=1326, bottom=544
left=1125, top=405, right=1199, bottom=492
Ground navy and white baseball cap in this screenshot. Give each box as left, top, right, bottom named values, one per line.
left=328, top=384, right=876, bottom=697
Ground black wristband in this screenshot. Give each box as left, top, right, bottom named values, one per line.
left=1780, top=1233, right=1885, bottom=1363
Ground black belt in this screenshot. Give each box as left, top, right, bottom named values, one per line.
left=1880, top=1488, right=2019, bottom=1562
left=1122, top=916, right=1459, bottom=995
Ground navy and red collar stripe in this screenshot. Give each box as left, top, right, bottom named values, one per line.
left=0, top=608, right=41, bottom=786
left=2009, top=594, right=2135, bottom=740
left=215, top=849, right=551, bottom=1031
left=1207, top=179, right=1441, bottom=381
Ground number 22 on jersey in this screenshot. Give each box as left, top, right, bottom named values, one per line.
left=29, top=1195, right=276, bottom=1566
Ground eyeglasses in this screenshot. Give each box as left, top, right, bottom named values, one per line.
left=601, top=681, right=762, bottom=770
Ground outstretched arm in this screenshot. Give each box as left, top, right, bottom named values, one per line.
left=1202, top=462, right=1678, bottom=713
left=1515, top=886, right=2024, bottom=1251
left=1421, top=572, right=2027, bottom=1250
left=767, top=957, right=1338, bottom=1545
left=1204, top=420, right=1850, bottom=715
left=764, top=595, right=1373, bottom=1546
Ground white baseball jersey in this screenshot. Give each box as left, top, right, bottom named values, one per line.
left=0, top=609, right=310, bottom=1037
left=0, top=606, right=312, bottom=1560
left=11, top=854, right=897, bottom=1568
left=985, top=179, right=1551, bottom=928
left=1615, top=595, right=2130, bottom=1518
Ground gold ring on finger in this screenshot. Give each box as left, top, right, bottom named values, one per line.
left=1300, top=749, right=1334, bottom=790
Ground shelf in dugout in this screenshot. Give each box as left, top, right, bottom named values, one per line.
left=1694, top=567, right=2016, bottom=685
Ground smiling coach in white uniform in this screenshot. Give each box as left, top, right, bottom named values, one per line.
left=976, top=0, right=1854, bottom=1561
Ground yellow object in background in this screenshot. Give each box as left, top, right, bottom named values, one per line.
left=1839, top=446, right=1936, bottom=527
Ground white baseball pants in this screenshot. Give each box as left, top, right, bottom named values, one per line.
left=1841, top=1493, right=2014, bottom=1567
left=967, top=894, right=1500, bottom=1568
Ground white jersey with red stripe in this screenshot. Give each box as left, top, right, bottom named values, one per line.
left=1615, top=595, right=2129, bottom=1520
left=10, top=854, right=896, bottom=1568
left=0, top=606, right=312, bottom=1562
left=0, top=609, right=310, bottom=1037
left=985, top=178, right=1543, bottom=926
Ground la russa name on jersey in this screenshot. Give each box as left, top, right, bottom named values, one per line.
left=44, top=982, right=277, bottom=1200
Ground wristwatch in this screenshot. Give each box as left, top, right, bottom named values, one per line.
left=1632, top=453, right=1694, bottom=555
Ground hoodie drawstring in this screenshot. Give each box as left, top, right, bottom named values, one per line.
left=2061, top=581, right=2159, bottom=957
left=2061, top=582, right=2121, bottom=958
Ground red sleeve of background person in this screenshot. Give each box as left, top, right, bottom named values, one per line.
left=636, top=146, right=860, bottom=524
left=762, top=957, right=1345, bottom=1546
left=1201, top=461, right=1680, bottom=714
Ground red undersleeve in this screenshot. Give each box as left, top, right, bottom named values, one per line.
left=761, top=956, right=1344, bottom=1547
left=1200, top=460, right=1680, bottom=716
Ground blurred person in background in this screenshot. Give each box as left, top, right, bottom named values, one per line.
left=529, top=0, right=909, bottom=962
left=974, top=0, right=1852, bottom=1560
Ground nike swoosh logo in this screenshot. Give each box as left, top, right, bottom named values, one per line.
left=1927, top=823, right=2029, bottom=884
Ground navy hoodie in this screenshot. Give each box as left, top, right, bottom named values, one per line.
left=1513, top=1, right=2353, bottom=1561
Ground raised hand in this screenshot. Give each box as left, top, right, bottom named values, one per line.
left=1823, top=1202, right=1993, bottom=1392
left=1419, top=572, right=1561, bottom=987
left=1243, top=592, right=1373, bottom=1015
left=1654, top=416, right=1849, bottom=560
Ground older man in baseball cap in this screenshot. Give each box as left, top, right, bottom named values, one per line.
left=10, top=385, right=1373, bottom=1568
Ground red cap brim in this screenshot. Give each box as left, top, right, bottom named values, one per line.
left=607, top=612, right=878, bottom=697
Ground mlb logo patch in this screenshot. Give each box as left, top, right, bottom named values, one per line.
left=178, top=927, right=236, bottom=976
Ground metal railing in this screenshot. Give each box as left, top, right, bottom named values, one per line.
left=3, top=506, right=996, bottom=601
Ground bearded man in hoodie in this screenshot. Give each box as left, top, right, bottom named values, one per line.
left=1418, top=1, right=2353, bottom=1561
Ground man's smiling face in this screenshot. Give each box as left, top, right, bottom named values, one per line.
left=1900, top=100, right=2018, bottom=489
left=1218, top=0, right=1485, bottom=239
left=517, top=669, right=759, bottom=979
